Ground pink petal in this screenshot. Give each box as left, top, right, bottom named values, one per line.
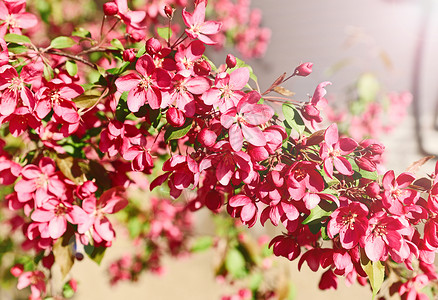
left=242, top=125, right=266, bottom=147
left=241, top=203, right=256, bottom=222
left=49, top=216, right=67, bottom=239
left=229, top=68, right=250, bottom=91
left=333, top=156, right=354, bottom=176
left=136, top=54, right=155, bottom=76
left=324, top=123, right=339, bottom=146
left=229, top=194, right=251, bottom=207
left=115, top=73, right=140, bottom=92
left=229, top=123, right=244, bottom=151
left=396, top=172, right=416, bottom=189
left=186, top=76, right=211, bottom=94
left=31, top=209, right=54, bottom=222
left=94, top=217, right=115, bottom=241
left=127, top=87, right=146, bottom=112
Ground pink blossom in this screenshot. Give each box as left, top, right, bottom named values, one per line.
left=182, top=2, right=222, bottom=45
left=320, top=123, right=357, bottom=178
left=16, top=270, right=46, bottom=299
left=360, top=212, right=407, bottom=262
left=0, top=0, right=38, bottom=37
left=220, top=91, right=274, bottom=151
left=202, top=68, right=249, bottom=113
left=78, top=186, right=128, bottom=243
left=115, top=54, right=171, bottom=112
left=327, top=202, right=369, bottom=249
left=31, top=198, right=87, bottom=239
left=382, top=170, right=418, bottom=215
left=14, top=157, right=66, bottom=207
left=228, top=194, right=257, bottom=227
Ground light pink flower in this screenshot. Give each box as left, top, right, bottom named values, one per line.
left=182, top=2, right=222, bottom=45
left=220, top=91, right=274, bottom=151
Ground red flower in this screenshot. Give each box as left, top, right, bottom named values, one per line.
left=327, top=202, right=369, bottom=249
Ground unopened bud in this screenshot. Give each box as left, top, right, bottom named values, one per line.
left=226, top=54, right=237, bottom=69
left=164, top=5, right=174, bottom=19
left=194, top=59, right=211, bottom=76
left=355, top=157, right=376, bottom=172
left=122, top=48, right=136, bottom=62
left=198, top=128, right=217, bottom=147
left=205, top=190, right=223, bottom=212
left=129, top=30, right=146, bottom=42
left=368, top=143, right=385, bottom=155
left=294, top=62, right=313, bottom=77
left=146, top=37, right=162, bottom=55
left=103, top=2, right=118, bottom=16
left=366, top=182, right=380, bottom=198
left=166, top=107, right=185, bottom=127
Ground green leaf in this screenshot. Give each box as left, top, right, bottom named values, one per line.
left=225, top=248, right=247, bottom=279
left=359, top=169, right=379, bottom=181
left=72, top=27, right=91, bottom=38
left=136, top=44, right=146, bottom=58
left=190, top=236, right=213, bottom=252
left=50, top=36, right=76, bottom=49
left=65, top=60, right=78, bottom=76
left=84, top=244, right=106, bottom=265
left=361, top=257, right=385, bottom=299
left=7, top=43, right=28, bottom=54
left=110, top=38, right=124, bottom=50
left=282, top=103, right=305, bottom=135
left=4, top=33, right=31, bottom=44
left=302, top=204, right=333, bottom=225
left=43, top=64, right=54, bottom=81
left=164, top=119, right=193, bottom=142
left=157, top=27, right=173, bottom=40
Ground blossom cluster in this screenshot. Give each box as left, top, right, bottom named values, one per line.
left=0, top=0, right=437, bottom=299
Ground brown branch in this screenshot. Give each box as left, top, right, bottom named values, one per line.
left=43, top=49, right=98, bottom=70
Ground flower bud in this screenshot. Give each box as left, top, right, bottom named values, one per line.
left=365, top=182, right=380, bottom=198
left=194, top=60, right=211, bottom=76
left=129, top=29, right=146, bottom=42
left=198, top=128, right=217, bottom=147
left=294, top=62, right=313, bottom=76
left=10, top=264, right=23, bottom=277
left=355, top=157, right=376, bottom=172
left=205, top=190, right=223, bottom=212
left=164, top=5, right=174, bottom=19
left=226, top=54, right=237, bottom=69
left=146, top=37, right=162, bottom=55
left=368, top=143, right=385, bottom=155
left=122, top=48, right=136, bottom=62
left=103, top=2, right=118, bottom=16
left=166, top=107, right=185, bottom=127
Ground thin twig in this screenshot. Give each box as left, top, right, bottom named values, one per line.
left=44, top=49, right=97, bottom=69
